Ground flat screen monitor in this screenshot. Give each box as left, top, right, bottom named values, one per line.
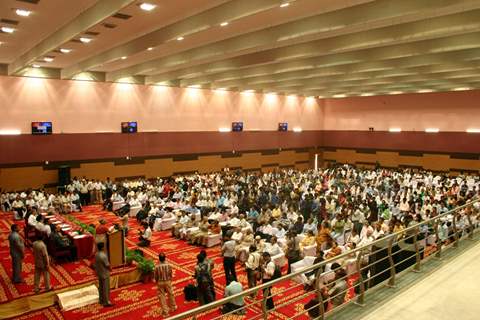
left=278, top=122, right=288, bottom=131
left=232, top=122, right=243, bottom=132
left=31, top=122, right=52, bottom=135
left=121, top=122, right=137, bottom=133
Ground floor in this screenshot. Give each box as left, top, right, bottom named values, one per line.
left=358, top=240, right=480, bottom=320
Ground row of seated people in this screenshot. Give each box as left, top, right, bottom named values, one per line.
left=24, top=210, right=77, bottom=262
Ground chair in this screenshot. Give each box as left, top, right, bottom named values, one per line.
left=290, top=256, right=317, bottom=284
left=303, top=244, right=317, bottom=257
left=112, top=201, right=125, bottom=211
left=206, top=233, right=222, bottom=247
left=47, top=237, right=72, bottom=263
left=129, top=205, right=142, bottom=218
left=160, top=216, right=177, bottom=230
left=272, top=252, right=287, bottom=267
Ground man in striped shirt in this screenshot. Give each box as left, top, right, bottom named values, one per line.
left=154, top=252, right=177, bottom=317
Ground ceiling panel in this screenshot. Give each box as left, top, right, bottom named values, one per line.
left=1, top=0, right=480, bottom=97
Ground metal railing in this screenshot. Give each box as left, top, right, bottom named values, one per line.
left=167, top=197, right=479, bottom=320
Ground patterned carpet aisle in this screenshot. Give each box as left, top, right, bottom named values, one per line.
left=2, top=206, right=357, bottom=319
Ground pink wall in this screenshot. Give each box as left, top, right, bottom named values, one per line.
left=322, top=90, right=480, bottom=132
left=0, top=76, right=322, bottom=134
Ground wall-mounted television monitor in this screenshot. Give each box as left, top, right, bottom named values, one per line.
left=31, top=122, right=52, bottom=135
left=232, top=122, right=243, bottom=132
left=121, top=122, right=137, bottom=133
left=278, top=122, right=288, bottom=131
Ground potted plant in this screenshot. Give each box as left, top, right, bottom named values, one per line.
left=138, top=258, right=155, bottom=283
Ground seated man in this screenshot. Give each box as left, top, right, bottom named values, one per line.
left=190, top=217, right=209, bottom=245
left=52, top=225, right=77, bottom=261
left=200, top=220, right=221, bottom=246
left=299, top=230, right=316, bottom=251
left=172, top=211, right=191, bottom=238
left=221, top=280, right=245, bottom=315
left=138, top=222, right=153, bottom=247
left=264, top=236, right=283, bottom=257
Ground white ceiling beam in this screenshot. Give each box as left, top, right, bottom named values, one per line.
left=7, top=0, right=136, bottom=75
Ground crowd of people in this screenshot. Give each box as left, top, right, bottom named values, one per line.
left=3, top=164, right=480, bottom=317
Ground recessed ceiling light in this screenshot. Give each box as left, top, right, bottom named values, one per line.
left=1, top=27, right=15, bottom=34
left=220, top=22, right=229, bottom=27
left=32, top=64, right=40, bottom=68
left=466, top=128, right=480, bottom=133
left=79, top=37, right=92, bottom=43
left=188, top=84, right=201, bottom=88
left=15, top=9, right=31, bottom=17
left=177, top=36, right=184, bottom=41
left=389, top=128, right=402, bottom=132
left=361, top=93, right=374, bottom=97
left=43, top=57, right=54, bottom=62
left=333, top=94, right=347, bottom=98
left=417, top=89, right=434, bottom=93
left=453, top=87, right=471, bottom=91
left=59, top=48, right=71, bottom=53
left=389, top=91, right=403, bottom=95
left=147, top=47, right=154, bottom=51
left=121, top=56, right=127, bottom=60
left=139, top=3, right=157, bottom=11
left=280, top=2, right=290, bottom=8
left=425, top=128, right=439, bottom=133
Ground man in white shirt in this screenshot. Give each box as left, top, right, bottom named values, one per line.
left=261, top=252, right=276, bottom=310
left=245, top=245, right=260, bottom=291
left=222, top=233, right=237, bottom=285
left=138, top=223, right=152, bottom=247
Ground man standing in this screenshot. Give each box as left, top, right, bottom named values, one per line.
left=154, top=252, right=177, bottom=317
left=32, top=235, right=52, bottom=293
left=222, top=233, right=237, bottom=285
left=94, top=242, right=113, bottom=307
left=8, top=224, right=24, bottom=284
left=261, top=252, right=275, bottom=310
left=245, top=245, right=260, bottom=291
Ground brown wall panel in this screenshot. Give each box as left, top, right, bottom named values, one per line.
left=323, top=149, right=480, bottom=173
left=0, top=150, right=311, bottom=191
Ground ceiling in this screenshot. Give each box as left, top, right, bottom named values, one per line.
left=2, top=0, right=480, bottom=97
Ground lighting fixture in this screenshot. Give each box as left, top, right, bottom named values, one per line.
left=1, top=27, right=15, bottom=33
left=425, top=128, right=439, bottom=133
left=15, top=9, right=31, bottom=17
left=453, top=87, right=471, bottom=91
left=31, top=64, right=40, bottom=68
left=59, top=48, right=71, bottom=53
left=466, top=128, right=480, bottom=133
left=177, top=36, right=184, bottom=41
left=139, top=3, right=157, bottom=11
left=79, top=37, right=92, bottom=43
left=188, top=84, right=201, bottom=88
left=43, top=57, right=54, bottom=62
left=121, top=56, right=127, bottom=60
left=220, top=22, right=229, bottom=27
left=360, top=93, right=374, bottom=97
left=219, top=127, right=231, bottom=132
left=389, top=91, right=403, bottom=95
left=388, top=128, right=402, bottom=132
left=242, top=89, right=254, bottom=93
left=293, top=127, right=302, bottom=132
left=333, top=94, right=346, bottom=98
left=0, top=129, right=21, bottom=135
left=417, top=89, right=434, bottom=93
left=280, top=3, right=290, bottom=8
left=147, top=47, right=154, bottom=51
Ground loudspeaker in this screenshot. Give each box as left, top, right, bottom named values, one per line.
left=58, top=166, right=71, bottom=186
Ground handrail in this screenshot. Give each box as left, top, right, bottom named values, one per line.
left=167, top=196, right=479, bottom=320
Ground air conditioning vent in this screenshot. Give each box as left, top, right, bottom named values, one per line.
left=103, top=23, right=117, bottom=29
left=0, top=19, right=19, bottom=25
left=16, top=0, right=40, bottom=4
left=112, top=13, right=132, bottom=20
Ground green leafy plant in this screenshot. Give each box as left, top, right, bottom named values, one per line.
left=137, top=258, right=155, bottom=275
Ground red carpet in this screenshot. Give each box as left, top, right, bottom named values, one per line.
left=2, top=206, right=358, bottom=319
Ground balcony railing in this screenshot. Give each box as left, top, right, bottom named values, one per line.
left=167, top=197, right=479, bottom=320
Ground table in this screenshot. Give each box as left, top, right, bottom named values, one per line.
left=43, top=213, right=94, bottom=259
